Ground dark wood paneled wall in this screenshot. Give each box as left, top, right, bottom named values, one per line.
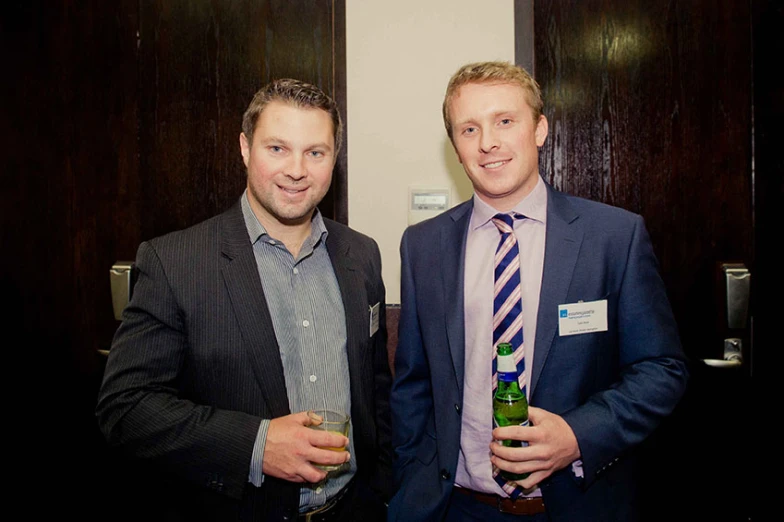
left=525, top=1, right=780, bottom=520
left=533, top=0, right=754, bottom=360
left=1, top=1, right=345, bottom=516
left=135, top=0, right=346, bottom=241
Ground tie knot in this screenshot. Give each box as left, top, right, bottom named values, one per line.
left=492, top=213, right=520, bottom=234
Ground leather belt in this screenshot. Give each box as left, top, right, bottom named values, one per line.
left=454, top=486, right=546, bottom=516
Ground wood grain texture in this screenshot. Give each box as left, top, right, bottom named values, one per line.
left=534, top=0, right=753, bottom=358
left=529, top=2, right=771, bottom=520
left=136, top=0, right=343, bottom=240
left=1, top=1, right=346, bottom=517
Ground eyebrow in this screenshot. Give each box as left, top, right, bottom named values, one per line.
left=455, top=110, right=517, bottom=128
left=260, top=136, right=333, bottom=151
left=306, top=141, right=333, bottom=151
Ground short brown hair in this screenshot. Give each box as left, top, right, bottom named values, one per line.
left=442, top=61, right=544, bottom=141
left=242, top=78, right=343, bottom=154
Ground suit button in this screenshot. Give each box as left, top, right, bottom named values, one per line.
left=441, top=469, right=451, bottom=480
left=454, top=404, right=461, bottom=414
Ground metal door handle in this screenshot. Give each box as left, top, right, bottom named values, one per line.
left=723, top=264, right=750, bottom=329
left=110, top=261, right=135, bottom=320
left=701, top=338, right=742, bottom=368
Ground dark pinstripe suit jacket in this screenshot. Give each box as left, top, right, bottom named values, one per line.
left=96, top=201, right=393, bottom=521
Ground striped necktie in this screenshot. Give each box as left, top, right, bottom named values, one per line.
left=491, top=212, right=527, bottom=498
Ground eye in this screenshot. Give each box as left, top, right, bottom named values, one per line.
left=307, top=150, right=324, bottom=158
left=269, top=145, right=283, bottom=153
left=499, top=118, right=512, bottom=126
left=462, top=126, right=477, bottom=136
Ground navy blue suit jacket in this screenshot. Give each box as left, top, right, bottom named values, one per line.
left=388, top=181, right=688, bottom=522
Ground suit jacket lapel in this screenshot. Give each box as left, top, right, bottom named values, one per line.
left=220, top=203, right=291, bottom=417
left=531, top=186, right=583, bottom=399
left=324, top=221, right=369, bottom=410
left=444, top=202, right=472, bottom=396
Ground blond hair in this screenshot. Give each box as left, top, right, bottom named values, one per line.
left=442, top=61, right=544, bottom=141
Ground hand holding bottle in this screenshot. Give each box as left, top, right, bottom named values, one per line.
left=490, top=406, right=581, bottom=488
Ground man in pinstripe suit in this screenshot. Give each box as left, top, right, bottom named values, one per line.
left=97, top=79, right=393, bottom=521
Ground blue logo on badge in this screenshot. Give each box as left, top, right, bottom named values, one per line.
left=560, top=309, right=568, bottom=318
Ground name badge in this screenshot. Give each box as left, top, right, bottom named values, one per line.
left=369, top=302, right=380, bottom=337
left=558, top=300, right=608, bottom=336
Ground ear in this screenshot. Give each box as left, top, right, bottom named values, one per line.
left=239, top=133, right=251, bottom=168
left=535, top=115, right=548, bottom=147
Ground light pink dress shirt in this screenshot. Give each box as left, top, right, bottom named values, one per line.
left=455, top=176, right=547, bottom=496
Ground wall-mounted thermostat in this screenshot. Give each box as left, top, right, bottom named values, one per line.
left=409, top=188, right=450, bottom=225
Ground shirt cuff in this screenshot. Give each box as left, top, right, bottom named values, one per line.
left=571, top=459, right=584, bottom=480
left=248, top=418, right=270, bottom=487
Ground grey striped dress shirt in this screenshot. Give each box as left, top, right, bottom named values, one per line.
left=241, top=191, right=355, bottom=511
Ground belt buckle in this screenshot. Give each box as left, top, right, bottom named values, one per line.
left=496, top=496, right=544, bottom=516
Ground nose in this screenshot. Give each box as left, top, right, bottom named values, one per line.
left=479, top=128, right=499, bottom=153
left=285, top=155, right=306, bottom=180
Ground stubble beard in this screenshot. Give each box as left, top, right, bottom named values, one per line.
left=249, top=182, right=322, bottom=227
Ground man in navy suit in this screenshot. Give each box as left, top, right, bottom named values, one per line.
left=97, top=79, right=392, bottom=521
left=388, top=61, right=689, bottom=521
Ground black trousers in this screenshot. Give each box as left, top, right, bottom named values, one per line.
left=326, top=477, right=387, bottom=521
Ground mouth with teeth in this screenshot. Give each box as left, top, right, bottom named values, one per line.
left=481, top=159, right=509, bottom=169
left=280, top=186, right=307, bottom=195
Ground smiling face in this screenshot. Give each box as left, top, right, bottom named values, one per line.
left=449, top=82, right=548, bottom=212
left=240, top=100, right=336, bottom=231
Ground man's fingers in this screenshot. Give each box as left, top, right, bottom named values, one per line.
left=492, top=424, right=536, bottom=444
left=308, top=429, right=349, bottom=450
left=310, top=447, right=352, bottom=468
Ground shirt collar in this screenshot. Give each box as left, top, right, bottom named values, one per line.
left=470, top=175, right=547, bottom=230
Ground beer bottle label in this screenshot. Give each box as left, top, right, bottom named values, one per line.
left=497, top=353, right=517, bottom=382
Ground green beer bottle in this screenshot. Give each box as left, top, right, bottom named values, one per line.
left=493, top=342, right=530, bottom=480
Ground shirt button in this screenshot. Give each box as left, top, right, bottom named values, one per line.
left=309, top=375, right=317, bottom=383
left=293, top=267, right=299, bottom=274
left=302, top=320, right=310, bottom=327
left=267, top=239, right=275, bottom=245
left=315, top=486, right=323, bottom=494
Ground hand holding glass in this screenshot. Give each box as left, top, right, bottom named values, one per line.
left=307, top=409, right=350, bottom=471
